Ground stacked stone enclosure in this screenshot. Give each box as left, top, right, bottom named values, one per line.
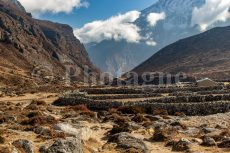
left=53, top=85, right=230, bottom=116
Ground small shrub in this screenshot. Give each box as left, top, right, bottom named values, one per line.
left=25, top=104, right=38, bottom=110
left=103, top=113, right=130, bottom=124
left=151, top=130, right=168, bottom=142
left=117, top=106, right=145, bottom=114
left=142, top=121, right=153, bottom=127
left=109, top=123, right=131, bottom=135
left=151, top=127, right=177, bottom=142
left=0, top=117, right=6, bottom=124
left=152, top=109, right=168, bottom=116
left=71, top=105, right=90, bottom=112
left=21, top=115, right=57, bottom=126
left=30, top=100, right=46, bottom=106
left=49, top=130, right=66, bottom=139
left=80, top=111, right=96, bottom=118
left=113, top=113, right=130, bottom=124
left=26, top=111, right=42, bottom=118
left=108, top=108, right=118, bottom=114
left=170, top=121, right=187, bottom=130
left=132, top=114, right=149, bottom=123
left=161, top=115, right=171, bottom=120
left=174, top=112, right=186, bottom=117
left=0, top=136, right=5, bottom=144
left=125, top=148, right=143, bottom=153
left=0, top=147, right=10, bottom=153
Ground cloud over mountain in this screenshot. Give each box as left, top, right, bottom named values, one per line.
left=74, top=11, right=141, bottom=44
left=18, top=0, right=88, bottom=16
left=192, top=0, right=230, bottom=31
left=147, top=12, right=166, bottom=27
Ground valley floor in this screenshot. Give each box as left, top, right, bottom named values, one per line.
left=0, top=85, right=230, bottom=153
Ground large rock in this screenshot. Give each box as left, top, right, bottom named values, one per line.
left=109, top=132, right=149, bottom=153
left=39, top=137, right=83, bottom=153
left=202, top=136, right=217, bottom=146
left=54, top=123, right=93, bottom=141
left=172, top=138, right=191, bottom=152
left=218, top=137, right=230, bottom=148
left=12, top=139, right=34, bottom=153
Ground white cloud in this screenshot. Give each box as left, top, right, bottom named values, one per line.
left=146, top=40, right=157, bottom=46
left=74, top=11, right=141, bottom=44
left=191, top=0, right=230, bottom=31
left=147, top=12, right=166, bottom=27
left=18, top=0, right=88, bottom=16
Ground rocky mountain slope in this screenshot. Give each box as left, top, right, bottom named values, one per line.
left=87, top=0, right=207, bottom=76
left=132, top=25, right=230, bottom=79
left=0, top=0, right=99, bottom=86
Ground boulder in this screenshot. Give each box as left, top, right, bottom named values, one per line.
left=12, top=139, right=34, bottom=153
left=54, top=123, right=93, bottom=141
left=202, top=136, right=217, bottom=146
left=151, top=125, right=174, bottom=142
left=191, top=138, right=203, bottom=145
left=218, top=137, right=230, bottom=148
left=39, top=137, right=83, bottom=153
left=202, top=127, right=216, bottom=134
left=172, top=138, right=191, bottom=152
left=34, top=126, right=52, bottom=136
left=109, top=132, right=149, bottom=153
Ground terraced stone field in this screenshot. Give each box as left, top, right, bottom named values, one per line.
left=54, top=85, right=230, bottom=116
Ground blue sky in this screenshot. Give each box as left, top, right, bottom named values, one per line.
left=39, top=0, right=157, bottom=28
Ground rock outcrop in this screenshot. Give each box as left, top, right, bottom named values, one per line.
left=0, top=0, right=99, bottom=86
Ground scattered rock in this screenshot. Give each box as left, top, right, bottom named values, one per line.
left=215, top=124, right=227, bottom=129
left=172, top=138, right=191, bottom=152
left=132, top=114, right=149, bottom=123
left=144, top=115, right=162, bottom=121
left=170, top=121, right=187, bottom=129
left=202, top=127, right=216, bottom=134
left=34, top=126, right=52, bottom=137
left=151, top=126, right=175, bottom=142
left=54, top=123, right=93, bottom=141
left=182, top=127, right=200, bottom=136
left=109, top=123, right=132, bottom=135
left=192, top=138, right=203, bottom=145
left=218, top=137, right=230, bottom=148
left=202, top=136, right=217, bottom=146
left=39, top=137, right=83, bottom=153
left=108, top=132, right=148, bottom=153
left=12, top=139, right=34, bottom=153
left=128, top=122, right=143, bottom=131
left=151, top=130, right=168, bottom=142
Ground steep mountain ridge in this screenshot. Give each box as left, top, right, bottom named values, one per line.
left=132, top=25, right=230, bottom=79
left=0, top=0, right=99, bottom=86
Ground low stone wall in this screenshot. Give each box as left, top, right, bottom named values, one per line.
left=80, top=88, right=144, bottom=94
left=88, top=93, right=162, bottom=100
left=52, top=97, right=230, bottom=116
left=80, top=86, right=223, bottom=95
left=143, top=94, right=230, bottom=104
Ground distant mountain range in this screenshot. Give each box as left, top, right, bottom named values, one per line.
left=132, top=25, right=230, bottom=79
left=0, top=0, right=98, bottom=86
left=87, top=0, right=230, bottom=77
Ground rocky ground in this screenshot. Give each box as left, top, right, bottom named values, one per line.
left=0, top=86, right=230, bottom=153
